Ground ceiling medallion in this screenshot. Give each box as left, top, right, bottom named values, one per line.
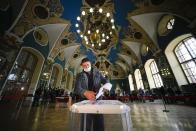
left=75, top=7, right=117, bottom=51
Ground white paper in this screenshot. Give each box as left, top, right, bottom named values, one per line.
left=96, top=83, right=112, bottom=100
left=102, top=83, right=112, bottom=91
left=96, top=87, right=103, bottom=100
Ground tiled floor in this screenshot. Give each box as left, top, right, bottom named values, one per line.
left=0, top=101, right=196, bottom=131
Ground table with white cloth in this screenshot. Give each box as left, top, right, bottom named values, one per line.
left=69, top=100, right=133, bottom=131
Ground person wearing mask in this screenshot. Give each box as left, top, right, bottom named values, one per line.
left=74, top=57, right=112, bottom=131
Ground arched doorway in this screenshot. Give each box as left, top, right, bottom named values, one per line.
left=0, top=47, right=44, bottom=108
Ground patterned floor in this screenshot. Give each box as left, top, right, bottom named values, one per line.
left=0, top=101, right=196, bottom=131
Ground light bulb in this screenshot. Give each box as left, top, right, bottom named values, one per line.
left=96, top=29, right=99, bottom=33
left=21, top=87, right=24, bottom=91
left=75, top=23, right=79, bottom=27
left=82, top=11, right=85, bottom=15
left=106, top=13, right=110, bottom=17
left=88, top=30, right=91, bottom=34
left=99, top=8, right=103, bottom=13
left=77, top=29, right=80, bottom=33
left=112, top=25, right=115, bottom=29
left=92, top=44, right=94, bottom=47
left=102, top=39, right=105, bottom=42
left=111, top=19, right=114, bottom=23
left=90, top=8, right=93, bottom=13
left=77, top=16, right=80, bottom=21
left=84, top=36, right=88, bottom=41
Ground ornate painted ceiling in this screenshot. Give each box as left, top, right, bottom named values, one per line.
left=1, top=0, right=195, bottom=79
left=60, top=0, right=196, bottom=78
left=60, top=0, right=147, bottom=78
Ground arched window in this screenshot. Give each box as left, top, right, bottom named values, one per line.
left=167, top=18, right=175, bottom=30
left=8, top=50, right=37, bottom=83
left=174, top=37, right=196, bottom=83
left=134, top=69, right=144, bottom=89
left=149, top=60, right=163, bottom=88
left=2, top=50, right=38, bottom=101
left=50, top=66, right=59, bottom=88
left=128, top=74, right=134, bottom=91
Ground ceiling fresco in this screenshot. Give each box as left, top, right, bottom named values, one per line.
left=58, top=0, right=196, bottom=78
left=60, top=0, right=138, bottom=77
left=2, top=0, right=195, bottom=79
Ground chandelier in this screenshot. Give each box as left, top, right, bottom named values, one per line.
left=75, top=7, right=116, bottom=50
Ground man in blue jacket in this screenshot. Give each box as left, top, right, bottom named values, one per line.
left=74, top=57, right=111, bottom=131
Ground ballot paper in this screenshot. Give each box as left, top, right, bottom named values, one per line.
left=96, top=83, right=112, bottom=100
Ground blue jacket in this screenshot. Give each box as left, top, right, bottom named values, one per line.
left=74, top=68, right=108, bottom=99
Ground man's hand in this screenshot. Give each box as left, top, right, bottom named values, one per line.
left=84, top=90, right=96, bottom=100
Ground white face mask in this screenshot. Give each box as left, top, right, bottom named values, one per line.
left=84, top=66, right=91, bottom=72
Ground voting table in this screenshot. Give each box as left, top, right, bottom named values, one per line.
left=69, top=100, right=133, bottom=131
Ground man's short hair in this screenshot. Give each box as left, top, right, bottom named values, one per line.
left=81, top=57, right=90, bottom=65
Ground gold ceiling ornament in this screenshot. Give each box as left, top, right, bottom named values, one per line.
left=75, top=7, right=117, bottom=50
left=95, top=58, right=111, bottom=78
left=90, top=32, right=100, bottom=44
left=33, top=27, right=49, bottom=46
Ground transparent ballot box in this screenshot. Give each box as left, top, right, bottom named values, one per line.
left=69, top=100, right=133, bottom=131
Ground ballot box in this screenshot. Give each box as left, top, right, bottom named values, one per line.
left=69, top=100, right=133, bottom=131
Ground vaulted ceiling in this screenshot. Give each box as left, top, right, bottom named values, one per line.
left=2, top=0, right=195, bottom=79
left=58, top=0, right=195, bottom=78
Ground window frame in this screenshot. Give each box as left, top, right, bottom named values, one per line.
left=174, top=36, right=196, bottom=83
left=166, top=18, right=175, bottom=30
left=135, top=69, right=144, bottom=89
left=149, top=60, right=163, bottom=88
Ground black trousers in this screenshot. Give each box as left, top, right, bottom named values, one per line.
left=80, top=114, right=104, bottom=131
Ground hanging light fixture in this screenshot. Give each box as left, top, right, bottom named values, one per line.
left=75, top=7, right=116, bottom=50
